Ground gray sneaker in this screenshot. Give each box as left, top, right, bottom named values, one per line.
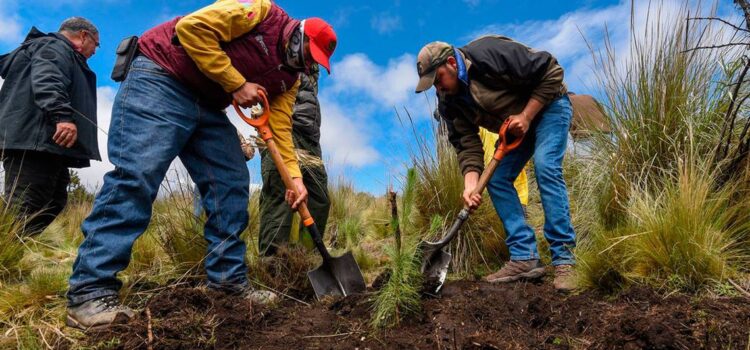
left=241, top=288, right=279, bottom=305
left=553, top=264, right=577, bottom=292
left=484, top=259, right=546, bottom=283
left=66, top=295, right=134, bottom=330
left=214, top=284, right=280, bottom=305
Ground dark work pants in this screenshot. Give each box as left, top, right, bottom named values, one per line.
left=2, top=150, right=70, bottom=236
left=258, top=138, right=330, bottom=256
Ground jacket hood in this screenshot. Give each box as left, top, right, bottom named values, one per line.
left=24, top=26, right=48, bottom=42
left=1, top=27, right=51, bottom=79
left=0, top=51, right=9, bottom=79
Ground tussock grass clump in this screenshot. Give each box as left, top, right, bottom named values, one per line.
left=583, top=1, right=735, bottom=228
left=128, top=227, right=166, bottom=275
left=364, top=196, right=392, bottom=240
left=0, top=203, right=27, bottom=282
left=52, top=200, right=91, bottom=248
left=0, top=266, right=68, bottom=319
left=121, top=227, right=174, bottom=300
left=577, top=162, right=750, bottom=292
left=575, top=1, right=750, bottom=292
left=626, top=167, right=748, bottom=290
left=325, top=177, right=391, bottom=279
left=246, top=188, right=262, bottom=241
left=327, top=177, right=369, bottom=249
left=153, top=192, right=207, bottom=276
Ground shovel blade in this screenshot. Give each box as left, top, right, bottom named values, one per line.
left=307, top=251, right=366, bottom=299
left=418, top=241, right=451, bottom=294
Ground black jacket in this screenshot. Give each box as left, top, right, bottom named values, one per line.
left=291, top=68, right=322, bottom=157
left=437, top=35, right=566, bottom=175
left=0, top=27, right=99, bottom=167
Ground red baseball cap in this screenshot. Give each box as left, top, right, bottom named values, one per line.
left=303, top=18, right=337, bottom=74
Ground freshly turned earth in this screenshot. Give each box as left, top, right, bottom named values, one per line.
left=86, top=279, right=750, bottom=349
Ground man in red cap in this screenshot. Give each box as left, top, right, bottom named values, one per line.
left=66, top=0, right=337, bottom=329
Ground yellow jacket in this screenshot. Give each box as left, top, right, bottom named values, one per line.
left=176, top=0, right=302, bottom=177
left=479, top=128, right=528, bottom=205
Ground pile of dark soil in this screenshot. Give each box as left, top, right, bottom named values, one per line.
left=86, top=280, right=749, bottom=349
left=249, top=246, right=317, bottom=300
left=87, top=287, right=265, bottom=350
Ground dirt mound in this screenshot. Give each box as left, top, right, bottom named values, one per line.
left=86, top=280, right=749, bottom=349
left=88, top=287, right=266, bottom=350
left=249, top=246, right=317, bottom=300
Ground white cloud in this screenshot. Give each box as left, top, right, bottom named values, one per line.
left=370, top=14, right=402, bottom=35
left=76, top=86, right=116, bottom=190
left=329, top=53, right=417, bottom=107
left=77, top=87, right=189, bottom=194
left=318, top=95, right=380, bottom=167
left=466, top=2, right=628, bottom=91
left=0, top=0, right=22, bottom=45
left=311, top=52, right=445, bottom=172
left=0, top=78, right=4, bottom=90
left=312, top=52, right=434, bottom=170
left=465, top=0, right=740, bottom=93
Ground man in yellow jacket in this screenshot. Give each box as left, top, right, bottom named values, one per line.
left=66, top=0, right=337, bottom=329
left=479, top=128, right=529, bottom=209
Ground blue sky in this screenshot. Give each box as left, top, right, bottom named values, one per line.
left=0, top=0, right=736, bottom=193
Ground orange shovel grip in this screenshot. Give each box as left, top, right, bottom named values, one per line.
left=493, top=119, right=524, bottom=161
left=232, top=90, right=273, bottom=141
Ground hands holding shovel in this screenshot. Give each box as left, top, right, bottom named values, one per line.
left=233, top=83, right=309, bottom=209
left=233, top=91, right=366, bottom=299
left=419, top=119, right=524, bottom=294
left=285, top=178, right=308, bottom=209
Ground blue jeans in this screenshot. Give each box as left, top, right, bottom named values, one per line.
left=487, top=95, right=576, bottom=266
left=67, top=56, right=250, bottom=305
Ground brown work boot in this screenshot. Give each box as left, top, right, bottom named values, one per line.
left=484, top=259, right=546, bottom=283
left=553, top=264, right=577, bottom=292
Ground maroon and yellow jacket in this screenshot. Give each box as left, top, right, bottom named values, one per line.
left=139, top=0, right=303, bottom=177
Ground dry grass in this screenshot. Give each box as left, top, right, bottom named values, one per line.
left=573, top=1, right=750, bottom=293
left=410, top=120, right=507, bottom=275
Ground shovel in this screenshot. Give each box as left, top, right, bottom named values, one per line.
left=233, top=92, right=366, bottom=299
left=419, top=119, right=524, bottom=294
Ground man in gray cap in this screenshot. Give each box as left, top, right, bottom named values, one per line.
left=415, top=36, right=576, bottom=292
left=0, top=17, right=100, bottom=236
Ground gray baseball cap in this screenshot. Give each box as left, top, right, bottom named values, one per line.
left=415, top=41, right=454, bottom=93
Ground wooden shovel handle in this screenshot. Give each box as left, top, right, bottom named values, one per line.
left=233, top=91, right=331, bottom=260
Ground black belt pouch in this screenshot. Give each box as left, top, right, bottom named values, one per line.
left=111, top=36, right=139, bottom=82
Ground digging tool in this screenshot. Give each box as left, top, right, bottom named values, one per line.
left=419, top=119, right=524, bottom=294
left=233, top=92, right=366, bottom=299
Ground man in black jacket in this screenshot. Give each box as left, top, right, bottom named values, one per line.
left=415, top=37, right=577, bottom=292
left=0, top=17, right=100, bottom=235
left=259, top=68, right=331, bottom=256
